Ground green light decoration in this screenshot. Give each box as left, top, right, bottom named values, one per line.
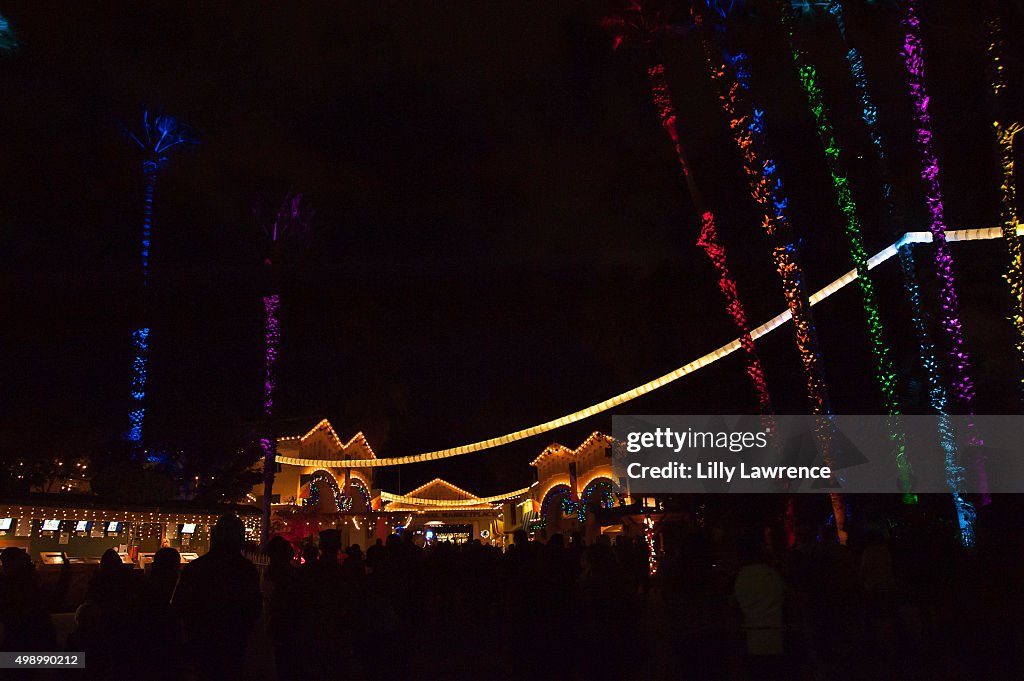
left=778, top=2, right=913, bottom=502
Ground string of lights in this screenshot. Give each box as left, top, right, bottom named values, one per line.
left=379, top=487, right=531, bottom=507
left=901, top=0, right=988, bottom=501
left=275, top=226, right=1022, bottom=470
left=779, top=2, right=910, bottom=498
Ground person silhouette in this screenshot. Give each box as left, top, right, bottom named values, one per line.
left=131, top=547, right=182, bottom=681
left=264, top=536, right=298, bottom=681
left=172, top=514, right=261, bottom=681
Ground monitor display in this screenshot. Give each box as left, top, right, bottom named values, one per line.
left=0, top=518, right=12, bottom=531
left=42, top=519, right=61, bottom=531
left=107, top=521, right=121, bottom=532
left=75, top=520, right=90, bottom=532
left=181, top=523, right=197, bottom=534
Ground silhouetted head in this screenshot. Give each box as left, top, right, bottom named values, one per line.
left=100, top=548, right=122, bottom=570
left=0, top=547, right=30, bottom=574
left=211, top=514, right=245, bottom=553
left=152, top=547, right=180, bottom=577
left=513, top=529, right=528, bottom=546
left=820, top=524, right=838, bottom=545
left=548, top=533, right=564, bottom=550
left=302, top=543, right=319, bottom=564
left=268, top=536, right=294, bottom=565
left=319, top=529, right=341, bottom=556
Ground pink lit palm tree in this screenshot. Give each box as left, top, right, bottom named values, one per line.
left=256, top=193, right=312, bottom=548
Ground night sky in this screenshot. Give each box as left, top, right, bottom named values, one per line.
left=2, top=1, right=1022, bottom=495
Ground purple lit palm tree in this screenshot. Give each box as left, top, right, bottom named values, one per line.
left=120, top=110, right=197, bottom=450
left=256, top=193, right=312, bottom=548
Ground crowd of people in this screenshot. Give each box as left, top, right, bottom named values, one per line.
left=0, top=504, right=1020, bottom=680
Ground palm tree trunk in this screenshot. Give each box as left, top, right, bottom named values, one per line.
left=260, top=293, right=281, bottom=549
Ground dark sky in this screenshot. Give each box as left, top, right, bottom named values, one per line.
left=2, top=1, right=1022, bottom=495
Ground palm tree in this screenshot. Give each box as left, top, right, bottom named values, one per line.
left=0, top=12, right=17, bottom=53
left=256, top=193, right=312, bottom=548
left=120, top=110, right=197, bottom=449
left=694, top=2, right=846, bottom=540
left=603, top=1, right=774, bottom=419
left=777, top=2, right=912, bottom=500
left=900, top=0, right=988, bottom=501
left=827, top=0, right=974, bottom=544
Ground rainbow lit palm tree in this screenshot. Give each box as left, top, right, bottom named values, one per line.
left=120, top=110, right=197, bottom=450
left=256, top=193, right=312, bottom=548
left=777, top=2, right=912, bottom=501
left=826, top=0, right=974, bottom=544
left=695, top=1, right=847, bottom=540
left=603, top=1, right=775, bottom=420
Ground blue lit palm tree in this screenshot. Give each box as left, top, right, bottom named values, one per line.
left=255, top=192, right=312, bottom=548
left=120, top=110, right=197, bottom=449
left=0, top=12, right=17, bottom=53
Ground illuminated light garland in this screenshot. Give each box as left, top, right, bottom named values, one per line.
left=538, top=484, right=573, bottom=529
left=348, top=476, right=372, bottom=510
left=901, top=0, right=988, bottom=501
left=121, top=110, right=196, bottom=447
left=898, top=246, right=975, bottom=547
left=305, top=469, right=345, bottom=511
left=276, top=226, right=1021, bottom=469
left=779, top=3, right=911, bottom=499
left=577, top=478, right=616, bottom=523
left=379, top=487, right=531, bottom=506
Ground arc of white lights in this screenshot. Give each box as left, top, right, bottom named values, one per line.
left=378, top=487, right=532, bottom=506
left=275, top=226, right=1022, bottom=469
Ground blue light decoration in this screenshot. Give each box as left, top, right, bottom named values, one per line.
left=120, top=109, right=197, bottom=447
left=306, top=470, right=343, bottom=511
left=578, top=478, right=616, bottom=523
left=126, top=327, right=150, bottom=443
left=539, top=484, right=572, bottom=530
left=0, top=12, right=17, bottom=52
left=898, top=246, right=975, bottom=547
left=348, top=476, right=372, bottom=511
